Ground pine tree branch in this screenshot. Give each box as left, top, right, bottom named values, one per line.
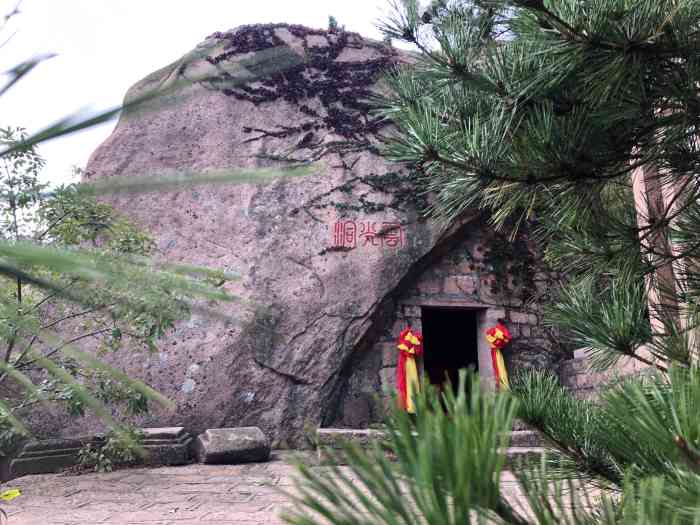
left=40, top=303, right=115, bottom=330
left=19, top=328, right=111, bottom=369
left=34, top=211, right=71, bottom=241
left=674, top=436, right=700, bottom=474
left=628, top=351, right=668, bottom=374
left=29, top=279, right=79, bottom=312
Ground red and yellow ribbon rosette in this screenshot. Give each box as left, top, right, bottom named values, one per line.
left=396, top=327, right=423, bottom=413
left=486, top=322, right=511, bottom=391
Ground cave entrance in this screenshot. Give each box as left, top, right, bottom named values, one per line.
left=421, top=307, right=479, bottom=397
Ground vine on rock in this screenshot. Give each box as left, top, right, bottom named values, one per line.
left=203, top=24, right=396, bottom=154
left=199, top=24, right=425, bottom=222
left=291, top=169, right=428, bottom=220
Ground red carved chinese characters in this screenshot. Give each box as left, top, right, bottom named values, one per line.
left=331, top=220, right=405, bottom=249
left=333, top=220, right=357, bottom=248
left=360, top=221, right=381, bottom=247
left=382, top=222, right=404, bottom=247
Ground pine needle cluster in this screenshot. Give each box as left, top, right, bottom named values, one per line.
left=287, top=1, right=700, bottom=522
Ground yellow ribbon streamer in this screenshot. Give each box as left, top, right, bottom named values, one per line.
left=494, top=348, right=509, bottom=390
left=404, top=355, right=420, bottom=413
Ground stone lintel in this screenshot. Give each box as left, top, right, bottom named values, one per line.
left=400, top=297, right=488, bottom=309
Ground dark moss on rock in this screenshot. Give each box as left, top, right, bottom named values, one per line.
left=202, top=24, right=396, bottom=145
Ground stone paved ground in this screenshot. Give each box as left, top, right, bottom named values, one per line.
left=2, top=452, right=530, bottom=525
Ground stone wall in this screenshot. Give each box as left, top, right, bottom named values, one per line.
left=558, top=348, right=654, bottom=400
left=326, top=220, right=561, bottom=428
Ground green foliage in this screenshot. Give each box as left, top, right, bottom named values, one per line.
left=598, top=367, right=700, bottom=481
left=512, top=370, right=622, bottom=485
left=0, top=127, right=248, bottom=451
left=39, top=181, right=154, bottom=254
left=0, top=5, right=312, bottom=454
left=0, top=126, right=46, bottom=240
left=289, top=369, right=700, bottom=523
left=545, top=276, right=654, bottom=372
left=518, top=366, right=700, bottom=516
left=0, top=127, right=195, bottom=446
left=77, top=427, right=144, bottom=473
left=328, top=15, right=340, bottom=32
left=284, top=372, right=528, bottom=525
left=278, top=1, right=700, bottom=522
left=376, top=0, right=700, bottom=373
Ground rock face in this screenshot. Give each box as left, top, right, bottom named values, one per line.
left=194, top=427, right=270, bottom=464
left=79, top=23, right=558, bottom=447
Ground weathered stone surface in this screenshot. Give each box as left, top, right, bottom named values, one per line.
left=508, top=430, right=544, bottom=447
left=316, top=428, right=389, bottom=464
left=9, top=436, right=104, bottom=479
left=557, top=354, right=653, bottom=400
left=316, top=428, right=388, bottom=449
left=194, top=427, right=270, bottom=464
left=72, top=23, right=455, bottom=447
left=316, top=428, right=548, bottom=466
left=10, top=457, right=571, bottom=524
left=141, top=427, right=192, bottom=466
left=57, top=23, right=558, bottom=447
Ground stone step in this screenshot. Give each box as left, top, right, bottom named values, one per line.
left=316, top=428, right=549, bottom=465
left=503, top=447, right=547, bottom=468
left=140, top=427, right=192, bottom=466
left=317, top=428, right=544, bottom=447
left=194, top=427, right=270, bottom=464
left=318, top=443, right=547, bottom=466
left=8, top=435, right=104, bottom=479
left=4, top=427, right=193, bottom=481
left=316, top=428, right=388, bottom=449
left=509, top=430, right=545, bottom=447
left=511, top=418, right=533, bottom=431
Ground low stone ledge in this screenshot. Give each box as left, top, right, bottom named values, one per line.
left=194, top=427, right=270, bottom=464
left=9, top=435, right=104, bottom=478
left=141, top=427, right=192, bottom=466
left=7, top=427, right=193, bottom=479
left=316, top=428, right=392, bottom=464
left=317, top=427, right=550, bottom=466
left=507, top=430, right=545, bottom=447
left=317, top=428, right=389, bottom=449
left=503, top=447, right=547, bottom=468
left=511, top=418, right=531, bottom=431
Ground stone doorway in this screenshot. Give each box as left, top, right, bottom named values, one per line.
left=422, top=307, right=479, bottom=396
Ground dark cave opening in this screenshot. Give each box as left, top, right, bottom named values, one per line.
left=421, top=307, right=479, bottom=396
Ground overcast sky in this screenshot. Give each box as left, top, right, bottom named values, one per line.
left=0, top=0, right=394, bottom=185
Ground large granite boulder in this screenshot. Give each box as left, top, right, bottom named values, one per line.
left=77, top=23, right=471, bottom=447
left=194, top=427, right=270, bottom=464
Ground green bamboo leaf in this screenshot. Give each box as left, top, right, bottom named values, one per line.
left=76, top=165, right=315, bottom=196
left=51, top=338, right=174, bottom=411
left=0, top=54, right=55, bottom=98
left=0, top=397, right=28, bottom=438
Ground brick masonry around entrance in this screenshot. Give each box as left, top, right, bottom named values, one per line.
left=329, top=226, right=562, bottom=428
